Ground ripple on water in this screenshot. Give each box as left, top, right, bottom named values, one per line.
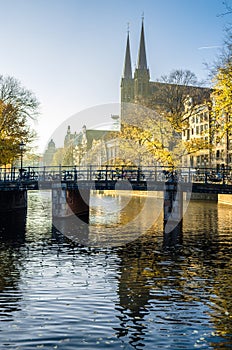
left=0, top=192, right=231, bottom=349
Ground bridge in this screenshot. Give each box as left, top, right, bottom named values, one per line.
left=1, top=165, right=232, bottom=192
left=0, top=165, right=232, bottom=235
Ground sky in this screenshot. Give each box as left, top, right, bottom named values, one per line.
left=0, top=0, right=231, bottom=152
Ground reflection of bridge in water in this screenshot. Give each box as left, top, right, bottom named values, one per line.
left=0, top=165, right=232, bottom=236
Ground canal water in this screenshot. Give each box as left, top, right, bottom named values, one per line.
left=0, top=190, right=231, bottom=349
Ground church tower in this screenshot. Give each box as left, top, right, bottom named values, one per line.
left=120, top=30, right=134, bottom=103
left=134, top=19, right=150, bottom=102
left=121, top=19, right=150, bottom=105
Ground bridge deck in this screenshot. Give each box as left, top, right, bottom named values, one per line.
left=0, top=179, right=232, bottom=194
left=0, top=166, right=232, bottom=194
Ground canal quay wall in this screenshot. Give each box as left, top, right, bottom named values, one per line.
left=218, top=194, right=232, bottom=205
left=189, top=192, right=232, bottom=205
left=96, top=190, right=232, bottom=206
left=188, top=193, right=218, bottom=201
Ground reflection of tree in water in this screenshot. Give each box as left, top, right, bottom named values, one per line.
left=114, top=201, right=232, bottom=349
left=115, top=236, right=186, bottom=349
left=0, top=211, right=26, bottom=320
left=52, top=213, right=89, bottom=246
left=207, top=204, right=232, bottom=347
left=173, top=201, right=232, bottom=346
left=115, top=241, right=152, bottom=349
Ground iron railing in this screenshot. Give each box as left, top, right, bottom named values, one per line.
left=0, top=165, right=231, bottom=185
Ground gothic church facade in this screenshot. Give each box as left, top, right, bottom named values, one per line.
left=121, top=21, right=231, bottom=171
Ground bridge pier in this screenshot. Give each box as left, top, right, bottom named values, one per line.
left=0, top=190, right=27, bottom=212
left=52, top=184, right=90, bottom=221
left=163, top=182, right=183, bottom=235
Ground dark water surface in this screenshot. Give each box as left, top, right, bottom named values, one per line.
left=0, top=191, right=231, bottom=349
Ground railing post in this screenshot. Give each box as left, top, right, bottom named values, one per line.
left=137, top=166, right=141, bottom=182
left=74, top=166, right=77, bottom=181
left=204, top=170, right=208, bottom=184
left=154, top=166, right=157, bottom=181
left=121, top=166, right=124, bottom=179
left=105, top=165, right=108, bottom=181
left=43, top=166, right=46, bottom=181
left=59, top=164, right=62, bottom=180
left=222, top=164, right=225, bottom=184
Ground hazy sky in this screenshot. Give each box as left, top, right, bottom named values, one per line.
left=0, top=0, right=230, bottom=151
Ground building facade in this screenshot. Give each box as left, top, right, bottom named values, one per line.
left=121, top=20, right=231, bottom=171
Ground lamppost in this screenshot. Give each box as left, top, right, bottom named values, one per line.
left=19, top=141, right=26, bottom=178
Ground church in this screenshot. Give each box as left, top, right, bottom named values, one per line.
left=121, top=20, right=231, bottom=171
left=44, top=20, right=231, bottom=171
left=121, top=19, right=151, bottom=104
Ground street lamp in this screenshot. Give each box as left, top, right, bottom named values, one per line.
left=19, top=141, right=26, bottom=177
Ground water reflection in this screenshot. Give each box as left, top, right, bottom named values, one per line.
left=52, top=214, right=90, bottom=246
left=112, top=200, right=232, bottom=348
left=0, top=210, right=26, bottom=242
left=88, top=192, right=163, bottom=247
left=0, top=191, right=231, bottom=349
left=0, top=211, right=26, bottom=321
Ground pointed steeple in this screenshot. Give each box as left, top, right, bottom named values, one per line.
left=123, top=31, right=132, bottom=79
left=137, top=19, right=148, bottom=70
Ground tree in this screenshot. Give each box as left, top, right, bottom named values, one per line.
left=52, top=148, right=64, bottom=166
left=0, top=75, right=39, bottom=166
left=119, top=70, right=212, bottom=167
left=219, top=0, right=232, bottom=17
left=146, top=69, right=210, bottom=131
left=210, top=24, right=232, bottom=140
left=212, top=61, right=232, bottom=116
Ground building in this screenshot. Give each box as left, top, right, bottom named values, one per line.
left=121, top=20, right=231, bottom=170
left=55, top=20, right=231, bottom=170
left=62, top=120, right=120, bottom=166
left=43, top=139, right=56, bottom=166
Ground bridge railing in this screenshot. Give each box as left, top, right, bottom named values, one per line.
left=0, top=165, right=231, bottom=185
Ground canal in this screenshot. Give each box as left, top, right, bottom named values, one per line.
left=0, top=190, right=231, bottom=349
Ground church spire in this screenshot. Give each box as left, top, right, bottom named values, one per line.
left=137, top=18, right=148, bottom=70
left=123, top=30, right=132, bottom=79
